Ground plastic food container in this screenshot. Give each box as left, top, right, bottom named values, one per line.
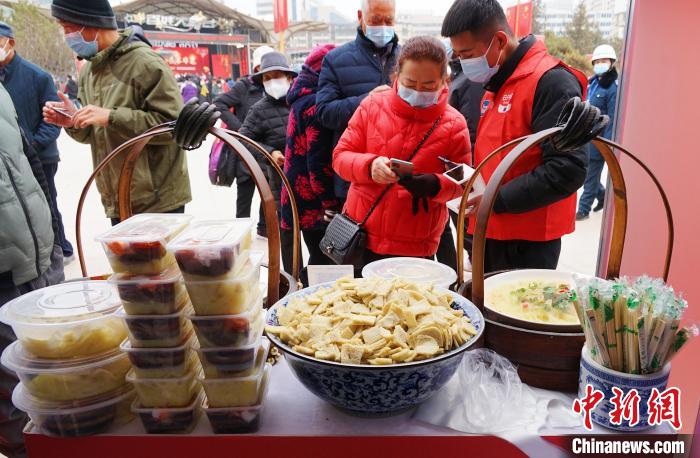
left=203, top=364, right=271, bottom=433
left=184, top=254, right=263, bottom=316
left=362, top=257, right=458, bottom=289
left=188, top=296, right=263, bottom=348
left=121, top=334, right=195, bottom=378
left=126, top=362, right=200, bottom=408
left=118, top=303, right=193, bottom=348
left=0, top=281, right=127, bottom=359
left=168, top=219, right=254, bottom=281
left=132, top=389, right=203, bottom=434
left=96, top=214, right=193, bottom=275
left=109, top=266, right=188, bottom=316
left=12, top=384, right=135, bottom=437
left=1, top=342, right=131, bottom=402
left=199, top=358, right=268, bottom=408
left=198, top=337, right=269, bottom=379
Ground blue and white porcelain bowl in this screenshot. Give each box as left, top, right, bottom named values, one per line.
left=265, top=283, right=484, bottom=416
left=579, top=345, right=671, bottom=431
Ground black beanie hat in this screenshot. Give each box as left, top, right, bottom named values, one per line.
left=51, top=0, right=117, bottom=30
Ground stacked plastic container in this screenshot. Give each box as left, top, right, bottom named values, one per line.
left=0, top=282, right=134, bottom=437
left=167, top=219, right=272, bottom=433
left=98, top=214, right=204, bottom=435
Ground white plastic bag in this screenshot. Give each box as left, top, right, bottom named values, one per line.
left=414, top=349, right=543, bottom=434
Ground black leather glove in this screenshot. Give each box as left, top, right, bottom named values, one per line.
left=398, top=173, right=441, bottom=215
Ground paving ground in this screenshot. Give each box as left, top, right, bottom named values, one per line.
left=54, top=132, right=606, bottom=281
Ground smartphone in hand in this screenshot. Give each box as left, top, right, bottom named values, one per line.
left=390, top=159, right=414, bottom=178
left=50, top=106, right=73, bottom=118
left=437, top=156, right=459, bottom=170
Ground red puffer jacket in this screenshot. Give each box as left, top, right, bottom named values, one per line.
left=333, top=83, right=470, bottom=256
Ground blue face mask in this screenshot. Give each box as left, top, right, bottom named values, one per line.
left=593, top=62, right=611, bottom=75
left=364, top=23, right=394, bottom=48
left=398, top=83, right=441, bottom=108
left=459, top=36, right=503, bottom=84
left=65, top=29, right=99, bottom=59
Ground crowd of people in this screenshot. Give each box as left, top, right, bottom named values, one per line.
left=178, top=73, right=232, bottom=105
left=0, top=0, right=621, bottom=454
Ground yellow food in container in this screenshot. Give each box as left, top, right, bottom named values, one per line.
left=1, top=342, right=131, bottom=402
left=0, top=281, right=127, bottom=359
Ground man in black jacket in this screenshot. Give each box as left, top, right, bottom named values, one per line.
left=316, top=0, right=399, bottom=203
left=213, top=45, right=273, bottom=220
left=443, top=0, right=588, bottom=272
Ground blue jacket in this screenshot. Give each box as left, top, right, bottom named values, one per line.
left=2, top=53, right=61, bottom=163
left=587, top=68, right=618, bottom=140
left=316, top=28, right=399, bottom=198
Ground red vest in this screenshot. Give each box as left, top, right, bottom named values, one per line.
left=469, top=41, right=588, bottom=241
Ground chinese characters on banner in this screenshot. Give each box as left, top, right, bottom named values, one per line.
left=573, top=385, right=682, bottom=431
left=506, top=1, right=533, bottom=38
left=155, top=46, right=210, bottom=74
left=274, top=0, right=289, bottom=33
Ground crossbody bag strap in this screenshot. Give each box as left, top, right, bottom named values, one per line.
left=358, top=115, right=442, bottom=226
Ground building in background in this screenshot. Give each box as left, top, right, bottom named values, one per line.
left=395, top=10, right=443, bottom=39
left=538, top=0, right=627, bottom=39
left=112, top=0, right=272, bottom=80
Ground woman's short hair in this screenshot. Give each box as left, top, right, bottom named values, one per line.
left=398, top=36, right=448, bottom=77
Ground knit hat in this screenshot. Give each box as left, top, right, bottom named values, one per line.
left=51, top=0, right=117, bottom=30
left=304, top=44, right=335, bottom=73
left=0, top=22, right=13, bottom=39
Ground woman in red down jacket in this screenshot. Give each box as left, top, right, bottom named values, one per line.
left=333, top=36, right=470, bottom=268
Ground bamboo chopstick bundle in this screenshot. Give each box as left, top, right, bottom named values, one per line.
left=574, top=275, right=692, bottom=375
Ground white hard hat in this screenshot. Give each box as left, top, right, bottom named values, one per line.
left=253, top=46, right=275, bottom=70
left=592, top=44, right=617, bottom=63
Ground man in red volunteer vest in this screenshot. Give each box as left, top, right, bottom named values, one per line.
left=442, top=0, right=589, bottom=272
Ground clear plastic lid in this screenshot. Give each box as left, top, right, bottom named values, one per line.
left=120, top=332, right=194, bottom=354
left=108, top=265, right=182, bottom=285
left=1, top=341, right=125, bottom=374
left=361, top=258, right=458, bottom=288
left=12, top=382, right=135, bottom=414
left=115, top=301, right=191, bottom=321
left=197, top=350, right=266, bottom=385
left=96, top=213, right=193, bottom=245
left=167, top=219, right=254, bottom=252
left=0, top=281, right=122, bottom=326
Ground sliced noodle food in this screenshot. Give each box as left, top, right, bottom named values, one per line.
left=266, top=277, right=477, bottom=365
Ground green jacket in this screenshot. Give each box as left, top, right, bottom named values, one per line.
left=0, top=84, right=54, bottom=285
left=67, top=28, right=191, bottom=218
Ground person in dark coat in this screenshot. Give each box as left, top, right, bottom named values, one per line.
left=239, top=52, right=297, bottom=271
left=434, top=47, right=488, bottom=272
left=281, top=44, right=338, bottom=285
left=0, top=22, right=74, bottom=263
left=316, top=0, right=399, bottom=203
left=576, top=44, right=618, bottom=220
left=213, top=45, right=273, bottom=220
left=448, top=60, right=485, bottom=155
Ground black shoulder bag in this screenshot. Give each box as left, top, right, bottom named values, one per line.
left=320, top=116, right=442, bottom=268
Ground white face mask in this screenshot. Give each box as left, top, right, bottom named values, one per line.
left=398, top=83, right=441, bottom=108
left=0, top=41, right=10, bottom=62
left=459, top=36, right=503, bottom=84
left=264, top=77, right=291, bottom=100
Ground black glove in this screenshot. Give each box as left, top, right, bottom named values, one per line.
left=398, top=173, right=441, bottom=215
